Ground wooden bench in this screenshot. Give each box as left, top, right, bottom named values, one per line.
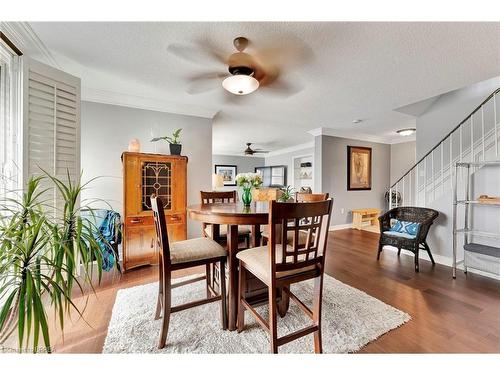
left=351, top=208, right=381, bottom=231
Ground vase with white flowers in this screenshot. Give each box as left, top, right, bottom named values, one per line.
left=235, top=172, right=263, bottom=206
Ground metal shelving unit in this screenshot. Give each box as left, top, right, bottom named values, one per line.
left=452, top=161, right=500, bottom=278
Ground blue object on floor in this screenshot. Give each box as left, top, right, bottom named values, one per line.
left=81, top=209, right=122, bottom=271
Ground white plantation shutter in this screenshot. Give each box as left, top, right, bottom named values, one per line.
left=0, top=40, right=21, bottom=201
left=23, top=58, right=80, bottom=212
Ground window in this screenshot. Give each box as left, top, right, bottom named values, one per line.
left=0, top=35, right=22, bottom=200
left=255, top=165, right=287, bottom=188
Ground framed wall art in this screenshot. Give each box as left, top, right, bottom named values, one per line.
left=214, top=164, right=237, bottom=186
left=347, top=146, right=372, bottom=191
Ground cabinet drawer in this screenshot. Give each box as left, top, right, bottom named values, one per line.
left=126, top=213, right=185, bottom=226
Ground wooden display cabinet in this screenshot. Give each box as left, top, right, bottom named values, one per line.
left=122, top=152, right=187, bottom=271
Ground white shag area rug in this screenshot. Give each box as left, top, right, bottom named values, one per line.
left=103, top=275, right=410, bottom=353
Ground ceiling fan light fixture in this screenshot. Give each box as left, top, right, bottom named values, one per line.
left=396, top=128, right=416, bottom=136
left=222, top=74, right=259, bottom=95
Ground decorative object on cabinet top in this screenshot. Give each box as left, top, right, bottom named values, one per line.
left=150, top=128, right=183, bottom=155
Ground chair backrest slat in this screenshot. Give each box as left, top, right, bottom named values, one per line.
left=281, top=218, right=287, bottom=265
left=268, top=199, right=333, bottom=275
left=200, top=190, right=237, bottom=204
left=151, top=194, right=171, bottom=266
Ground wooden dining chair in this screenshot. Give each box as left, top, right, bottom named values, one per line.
left=261, top=192, right=330, bottom=246
left=236, top=199, right=333, bottom=353
left=295, top=192, right=330, bottom=202
left=151, top=194, right=228, bottom=349
left=200, top=191, right=251, bottom=248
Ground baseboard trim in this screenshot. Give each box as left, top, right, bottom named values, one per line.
left=329, top=224, right=352, bottom=231
left=381, top=245, right=500, bottom=281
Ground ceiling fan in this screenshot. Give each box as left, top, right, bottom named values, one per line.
left=244, top=143, right=269, bottom=155
left=167, top=36, right=310, bottom=97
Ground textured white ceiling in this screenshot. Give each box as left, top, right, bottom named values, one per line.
left=26, top=22, right=500, bottom=154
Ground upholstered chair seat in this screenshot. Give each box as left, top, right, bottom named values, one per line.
left=236, top=245, right=316, bottom=284
left=170, top=237, right=227, bottom=264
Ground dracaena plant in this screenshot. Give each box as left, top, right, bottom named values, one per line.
left=0, top=172, right=114, bottom=353
left=278, top=185, right=294, bottom=202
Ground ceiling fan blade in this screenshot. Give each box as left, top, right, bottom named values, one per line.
left=167, top=43, right=225, bottom=67
left=185, top=72, right=228, bottom=95
left=195, top=39, right=229, bottom=65
left=253, top=37, right=314, bottom=69
left=251, top=150, right=270, bottom=153
left=261, top=75, right=305, bottom=98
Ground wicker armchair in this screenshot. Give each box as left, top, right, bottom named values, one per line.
left=378, top=207, right=439, bottom=272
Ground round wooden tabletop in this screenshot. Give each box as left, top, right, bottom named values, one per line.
left=187, top=202, right=270, bottom=225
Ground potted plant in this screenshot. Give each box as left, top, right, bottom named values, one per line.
left=151, top=128, right=183, bottom=155
left=0, top=172, right=117, bottom=353
left=235, top=172, right=263, bottom=206
left=278, top=185, right=294, bottom=202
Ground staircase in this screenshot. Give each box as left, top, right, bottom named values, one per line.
left=390, top=88, right=500, bottom=209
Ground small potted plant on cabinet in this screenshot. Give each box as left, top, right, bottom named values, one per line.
left=151, top=128, right=183, bottom=155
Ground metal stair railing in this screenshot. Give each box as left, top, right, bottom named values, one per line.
left=389, top=88, right=500, bottom=209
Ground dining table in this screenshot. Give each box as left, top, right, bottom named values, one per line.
left=187, top=201, right=272, bottom=331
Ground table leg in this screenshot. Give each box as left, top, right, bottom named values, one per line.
left=251, top=224, right=261, bottom=248
left=212, top=224, right=221, bottom=242
left=227, top=224, right=239, bottom=331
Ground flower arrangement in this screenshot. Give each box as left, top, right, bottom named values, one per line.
left=235, top=172, right=263, bottom=188
left=235, top=172, right=263, bottom=206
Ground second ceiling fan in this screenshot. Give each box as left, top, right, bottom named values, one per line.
left=243, top=143, right=269, bottom=155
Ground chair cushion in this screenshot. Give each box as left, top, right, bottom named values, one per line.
left=261, top=226, right=310, bottom=245
left=236, top=245, right=316, bottom=284
left=390, top=219, right=420, bottom=236
left=170, top=237, right=227, bottom=264
left=204, top=224, right=251, bottom=238
left=383, top=230, right=417, bottom=240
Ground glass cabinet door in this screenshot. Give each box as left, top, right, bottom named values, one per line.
left=141, top=160, right=172, bottom=211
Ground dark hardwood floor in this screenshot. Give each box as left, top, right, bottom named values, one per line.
left=12, top=229, right=500, bottom=353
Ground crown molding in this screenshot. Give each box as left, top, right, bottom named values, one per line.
left=307, top=126, right=415, bottom=144
left=213, top=153, right=267, bottom=158
left=0, top=22, right=60, bottom=68
left=82, top=86, right=217, bottom=119
left=264, top=142, right=315, bottom=158
left=1, top=22, right=216, bottom=119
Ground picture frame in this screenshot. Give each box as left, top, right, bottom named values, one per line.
left=347, top=146, right=372, bottom=191
left=214, top=164, right=237, bottom=186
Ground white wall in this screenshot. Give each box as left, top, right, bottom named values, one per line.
left=417, top=76, right=500, bottom=159
left=415, top=76, right=500, bottom=268
left=80, top=101, right=212, bottom=238
left=390, top=141, right=416, bottom=185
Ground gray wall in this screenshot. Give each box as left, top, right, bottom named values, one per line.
left=265, top=147, right=315, bottom=190
left=319, top=135, right=391, bottom=226
left=390, top=141, right=416, bottom=185
left=415, top=76, right=500, bottom=266
left=80, top=101, right=212, bottom=238
left=212, top=154, right=265, bottom=193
